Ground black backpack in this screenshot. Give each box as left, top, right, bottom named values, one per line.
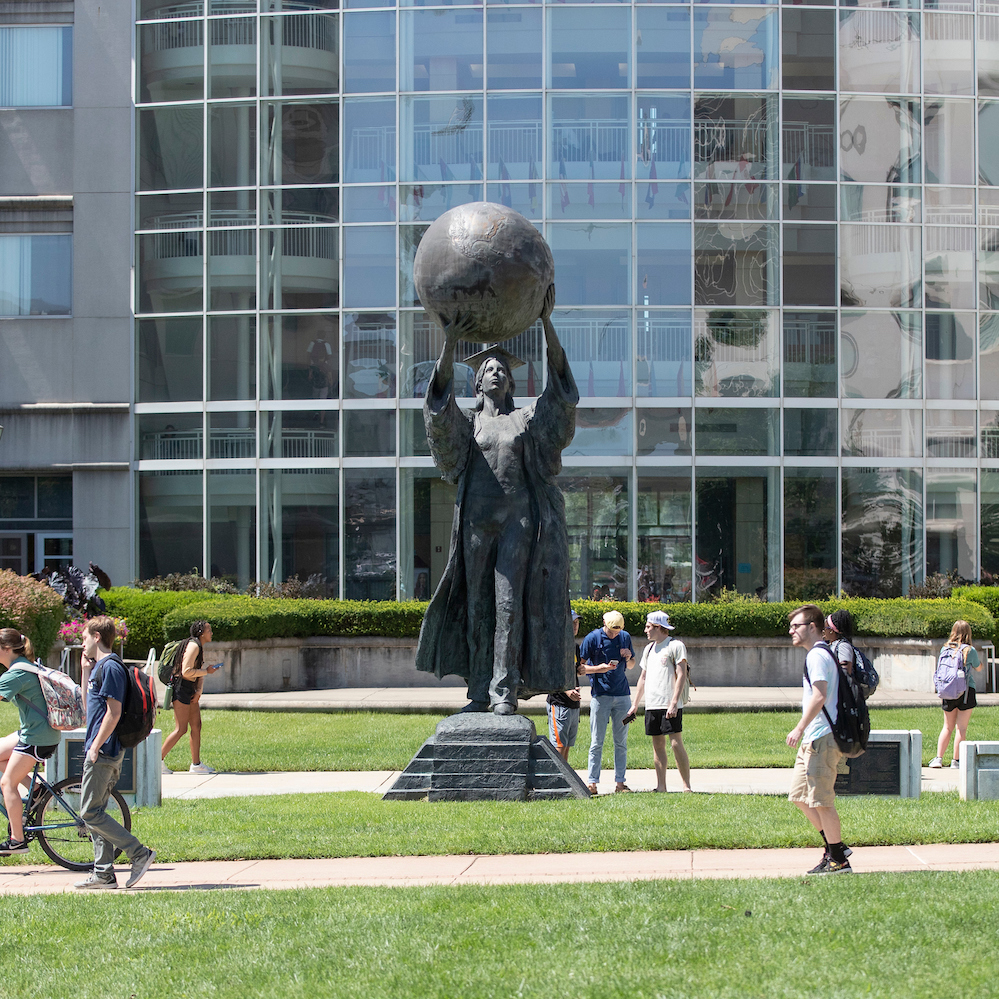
left=101, top=654, right=158, bottom=748
left=830, top=638, right=880, bottom=698
left=805, top=641, right=870, bottom=759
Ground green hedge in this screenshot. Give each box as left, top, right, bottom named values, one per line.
left=145, top=593, right=996, bottom=646
left=953, top=586, right=999, bottom=635
left=0, top=569, right=64, bottom=660
left=101, top=588, right=219, bottom=658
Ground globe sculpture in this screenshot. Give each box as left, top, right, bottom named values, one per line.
left=413, top=202, right=554, bottom=344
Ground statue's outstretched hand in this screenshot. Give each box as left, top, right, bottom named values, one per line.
left=541, top=284, right=556, bottom=322
left=441, top=311, right=477, bottom=345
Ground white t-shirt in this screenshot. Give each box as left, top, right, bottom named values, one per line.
left=802, top=643, right=839, bottom=743
left=640, top=637, right=688, bottom=710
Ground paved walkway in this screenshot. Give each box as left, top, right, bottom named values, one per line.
left=3, top=842, right=998, bottom=895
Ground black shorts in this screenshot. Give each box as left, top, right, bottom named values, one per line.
left=942, top=688, right=977, bottom=712
left=172, top=677, right=198, bottom=706
left=645, top=708, right=683, bottom=735
left=14, top=742, right=57, bottom=762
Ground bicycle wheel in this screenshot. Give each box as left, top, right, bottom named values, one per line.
left=35, top=778, right=132, bottom=872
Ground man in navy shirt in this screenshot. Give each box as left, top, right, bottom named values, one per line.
left=74, top=616, right=156, bottom=890
left=579, top=610, right=635, bottom=794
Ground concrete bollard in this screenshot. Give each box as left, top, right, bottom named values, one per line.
left=959, top=742, right=999, bottom=801
left=834, top=730, right=922, bottom=798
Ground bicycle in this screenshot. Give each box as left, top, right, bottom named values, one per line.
left=0, top=763, right=131, bottom=871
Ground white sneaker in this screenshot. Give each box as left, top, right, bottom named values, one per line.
left=951, top=759, right=961, bottom=769
left=189, top=762, right=217, bottom=775
left=161, top=761, right=173, bottom=775
left=928, top=757, right=943, bottom=768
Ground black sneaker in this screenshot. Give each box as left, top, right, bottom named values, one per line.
left=806, top=854, right=829, bottom=875
left=818, top=858, right=853, bottom=875
left=0, top=838, right=28, bottom=855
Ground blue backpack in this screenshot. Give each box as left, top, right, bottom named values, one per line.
left=831, top=640, right=879, bottom=698
left=934, top=645, right=969, bottom=700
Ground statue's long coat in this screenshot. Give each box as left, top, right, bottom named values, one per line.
left=415, top=359, right=579, bottom=696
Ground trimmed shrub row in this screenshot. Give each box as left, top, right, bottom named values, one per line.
left=953, top=586, right=999, bottom=628
left=0, top=569, right=65, bottom=660
left=101, top=588, right=220, bottom=659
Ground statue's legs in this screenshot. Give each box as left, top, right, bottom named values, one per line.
left=463, top=519, right=499, bottom=709
left=489, top=512, right=531, bottom=713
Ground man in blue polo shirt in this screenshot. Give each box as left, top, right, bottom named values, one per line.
left=580, top=610, right=635, bottom=795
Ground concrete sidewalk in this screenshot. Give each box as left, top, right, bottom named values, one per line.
left=3, top=841, right=999, bottom=896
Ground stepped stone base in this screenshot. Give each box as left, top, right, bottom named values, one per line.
left=383, top=713, right=591, bottom=801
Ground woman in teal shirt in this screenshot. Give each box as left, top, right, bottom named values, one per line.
left=0, top=628, right=60, bottom=854
left=929, top=620, right=981, bottom=770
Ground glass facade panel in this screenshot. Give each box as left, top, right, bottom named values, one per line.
left=979, top=16, right=999, bottom=99
left=399, top=407, right=430, bottom=457
left=263, top=410, right=338, bottom=459
left=138, top=107, right=205, bottom=191
left=566, top=409, right=632, bottom=457
left=553, top=310, right=629, bottom=398
left=210, top=104, right=257, bottom=188
left=692, top=9, right=777, bottom=91
left=696, top=407, right=778, bottom=456
left=550, top=95, right=630, bottom=184
left=209, top=17, right=256, bottom=98
left=138, top=470, right=203, bottom=580
left=923, top=13, right=973, bottom=97
left=838, top=10, right=919, bottom=95
left=782, top=97, right=835, bottom=184
left=636, top=224, right=690, bottom=307
left=0, top=236, right=72, bottom=317
left=399, top=95, right=483, bottom=185
left=400, top=9, right=482, bottom=93
left=209, top=412, right=255, bottom=459
left=560, top=472, right=629, bottom=601
left=782, top=184, right=836, bottom=223
left=783, top=225, right=836, bottom=307
left=782, top=9, right=834, bottom=92
left=925, top=312, right=974, bottom=401
left=209, top=470, right=256, bottom=588
left=841, top=311, right=921, bottom=399
left=261, top=102, right=339, bottom=187
left=138, top=21, right=202, bottom=103
left=839, top=98, right=920, bottom=186
left=261, top=12, right=339, bottom=97
left=982, top=469, right=999, bottom=582
left=784, top=409, right=837, bottom=458
left=344, top=469, right=396, bottom=600
left=636, top=8, right=690, bottom=90
left=488, top=95, right=542, bottom=182
left=694, top=310, right=778, bottom=397
left=343, top=312, right=396, bottom=399
left=344, top=12, right=395, bottom=94
left=208, top=316, right=255, bottom=401
left=260, top=226, right=338, bottom=310
left=925, top=227, right=974, bottom=311
left=487, top=9, right=542, bottom=91
left=138, top=231, right=203, bottom=314
left=137, top=317, right=203, bottom=403
left=549, top=225, right=631, bottom=306
left=0, top=26, right=72, bottom=107
left=924, top=100, right=975, bottom=187
left=261, top=313, right=339, bottom=401
left=637, top=310, right=691, bottom=397
left=842, top=408, right=922, bottom=459
left=979, top=101, right=999, bottom=187
left=784, top=467, right=836, bottom=602
left=637, top=474, right=691, bottom=603
left=139, top=414, right=202, bottom=461
left=400, top=467, right=455, bottom=601
left=783, top=311, right=836, bottom=398
left=343, top=410, right=395, bottom=458
left=549, top=7, right=630, bottom=90
left=840, top=225, right=921, bottom=309
left=636, top=408, right=691, bottom=457
left=343, top=227, right=396, bottom=308
left=343, top=98, right=395, bottom=184
left=926, top=409, right=975, bottom=459
left=980, top=314, right=999, bottom=398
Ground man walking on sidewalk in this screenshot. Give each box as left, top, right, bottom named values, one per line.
left=786, top=604, right=852, bottom=875
left=75, top=616, right=156, bottom=890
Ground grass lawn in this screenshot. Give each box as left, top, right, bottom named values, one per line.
left=2, top=873, right=998, bottom=999
left=1, top=702, right=995, bottom=772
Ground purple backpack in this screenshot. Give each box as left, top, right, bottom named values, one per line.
left=933, top=645, right=969, bottom=700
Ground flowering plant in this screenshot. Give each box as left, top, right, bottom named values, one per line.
left=58, top=616, right=128, bottom=645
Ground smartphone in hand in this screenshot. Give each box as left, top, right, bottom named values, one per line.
left=622, top=709, right=637, bottom=725
left=210, top=662, right=223, bottom=671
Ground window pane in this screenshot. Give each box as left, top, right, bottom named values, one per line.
left=636, top=8, right=690, bottom=89
left=37, top=477, right=72, bottom=520
left=783, top=97, right=836, bottom=183
left=695, top=310, right=778, bottom=398
left=782, top=9, right=834, bottom=92
left=550, top=7, right=630, bottom=90
left=782, top=184, right=836, bottom=222
left=638, top=310, right=692, bottom=397
left=260, top=226, right=338, bottom=310
left=487, top=95, right=543, bottom=182
left=695, top=95, right=777, bottom=181
left=840, top=185, right=920, bottom=223
left=981, top=314, right=999, bottom=398
left=566, top=409, right=632, bottom=456
left=400, top=9, right=483, bottom=92
left=261, top=313, right=338, bottom=401
left=262, top=469, right=338, bottom=594
left=550, top=95, right=629, bottom=183
left=136, top=317, right=203, bottom=402
left=559, top=472, right=629, bottom=601
left=208, top=228, right=256, bottom=311
left=693, top=9, right=777, bottom=90
left=783, top=311, right=836, bottom=398
left=842, top=408, right=922, bottom=458
left=487, top=8, right=542, bottom=90
left=637, top=475, right=691, bottom=603
left=343, top=312, right=397, bottom=399
left=637, top=224, right=690, bottom=307
left=841, top=467, right=922, bottom=598
left=926, top=186, right=973, bottom=226
left=979, top=15, right=999, bottom=98
left=344, top=469, right=396, bottom=600
left=925, top=312, right=974, bottom=400
left=924, top=14, right=973, bottom=96
left=983, top=469, right=999, bottom=582
left=784, top=467, right=836, bottom=602
left=636, top=408, right=691, bottom=456
left=343, top=186, right=394, bottom=223
left=139, top=106, right=205, bottom=191
left=343, top=227, right=396, bottom=308
left=343, top=98, right=395, bottom=184
left=139, top=470, right=203, bottom=579
left=926, top=410, right=975, bottom=458
left=208, top=470, right=256, bottom=589
left=399, top=408, right=431, bottom=457
left=0, top=27, right=72, bottom=107
left=262, top=12, right=339, bottom=97
left=548, top=183, right=631, bottom=221
left=0, top=478, right=34, bottom=519
left=138, top=414, right=203, bottom=460
left=637, top=96, right=691, bottom=201
left=783, top=225, right=836, bottom=307
left=552, top=310, right=630, bottom=397
left=695, top=182, right=775, bottom=222
left=209, top=316, right=255, bottom=400
left=400, top=95, right=483, bottom=185
left=838, top=10, right=919, bottom=95
left=694, top=224, right=779, bottom=308
left=0, top=236, right=72, bottom=317
left=138, top=21, right=203, bottom=103
left=925, top=227, right=974, bottom=310
left=840, top=225, right=921, bottom=309
left=924, top=100, right=975, bottom=186
left=210, top=104, right=257, bottom=187
left=695, top=407, right=779, bottom=455
left=549, top=224, right=631, bottom=306
left=138, top=231, right=203, bottom=313
left=400, top=468, right=456, bottom=601
left=343, top=12, right=395, bottom=93
left=261, top=102, right=339, bottom=186
left=400, top=310, right=475, bottom=401
left=137, top=192, right=203, bottom=231
left=209, top=17, right=256, bottom=98
left=784, top=408, right=837, bottom=457
left=841, top=311, right=921, bottom=399
left=840, top=97, right=920, bottom=186
left=262, top=410, right=338, bottom=458
left=209, top=412, right=256, bottom=459
left=980, top=102, right=999, bottom=187
left=263, top=187, right=338, bottom=225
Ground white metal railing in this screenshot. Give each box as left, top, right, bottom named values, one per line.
left=981, top=428, right=999, bottom=458
left=209, top=428, right=255, bottom=459
left=142, top=431, right=203, bottom=460
left=145, top=222, right=335, bottom=259
left=143, top=0, right=322, bottom=19
left=844, top=429, right=904, bottom=458
left=278, top=430, right=338, bottom=459
left=636, top=323, right=692, bottom=363
left=783, top=319, right=836, bottom=366
left=925, top=433, right=976, bottom=457
left=145, top=209, right=337, bottom=230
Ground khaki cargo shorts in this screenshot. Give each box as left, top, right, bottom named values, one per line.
left=788, top=732, right=842, bottom=809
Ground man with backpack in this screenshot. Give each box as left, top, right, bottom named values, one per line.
left=786, top=604, right=853, bottom=876
left=75, top=616, right=156, bottom=890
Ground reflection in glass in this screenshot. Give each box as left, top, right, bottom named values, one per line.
left=695, top=183, right=776, bottom=222
left=924, top=100, right=975, bottom=186
left=487, top=8, right=542, bottom=90
left=138, top=413, right=202, bottom=460
left=840, top=185, right=920, bottom=223
left=211, top=189, right=255, bottom=227
left=342, top=98, right=395, bottom=184
left=488, top=95, right=542, bottom=183
left=842, top=408, right=921, bottom=458
left=782, top=9, right=835, bottom=92
left=400, top=408, right=431, bottom=457
left=926, top=410, right=975, bottom=458
left=552, top=310, right=630, bottom=397
left=926, top=187, right=973, bottom=226
left=343, top=227, right=396, bottom=308
left=137, top=193, right=203, bottom=231
left=259, top=226, right=338, bottom=310
left=343, top=312, right=396, bottom=399
left=261, top=12, right=338, bottom=97
left=784, top=468, right=837, bottom=602
left=263, top=187, right=338, bottom=225
left=840, top=225, right=920, bottom=309
left=925, top=227, right=974, bottom=310
left=636, top=8, right=690, bottom=89
left=343, top=410, right=395, bottom=458
left=209, top=411, right=256, bottom=459
left=138, top=21, right=203, bottom=103
left=399, top=184, right=482, bottom=223
left=782, top=97, right=835, bottom=183
left=400, top=9, right=483, bottom=93
left=566, top=410, right=632, bottom=457
left=924, top=14, right=973, bottom=96
left=637, top=310, right=692, bottom=397
left=343, top=186, right=394, bottom=223
left=209, top=17, right=256, bottom=98
left=695, top=95, right=776, bottom=182
left=696, top=467, right=780, bottom=600
left=784, top=409, right=837, bottom=458
left=926, top=312, right=974, bottom=400
left=548, top=183, right=631, bottom=221
left=399, top=225, right=429, bottom=307
left=696, top=408, right=778, bottom=455
left=695, top=310, right=778, bottom=397
left=137, top=231, right=203, bottom=313
left=262, top=411, right=338, bottom=459
left=208, top=470, right=256, bottom=588
left=783, top=225, right=836, bottom=307
left=841, top=311, right=921, bottom=399
left=209, top=316, right=255, bottom=400
left=548, top=224, right=631, bottom=306
left=839, top=97, right=920, bottom=186
left=485, top=183, right=543, bottom=221
left=926, top=468, right=976, bottom=580
left=636, top=409, right=691, bottom=456
left=262, top=469, right=338, bottom=595
left=694, top=223, right=778, bottom=308
left=138, top=106, right=204, bottom=191
left=984, top=470, right=999, bottom=582
left=399, top=95, right=483, bottom=185
left=208, top=228, right=256, bottom=311
left=137, top=317, right=203, bottom=403
left=261, top=102, right=339, bottom=186
left=841, top=467, right=922, bottom=598
left=344, top=11, right=395, bottom=93
left=637, top=475, right=691, bottom=604
left=979, top=16, right=999, bottom=98
left=261, top=313, right=339, bottom=401
left=559, top=472, right=629, bottom=601
left=550, top=7, right=630, bottom=90
left=782, top=184, right=836, bottom=221
left=139, top=470, right=203, bottom=580
left=980, top=314, right=999, bottom=398
left=399, top=468, right=456, bottom=600
left=0, top=235, right=72, bottom=317
left=693, top=9, right=777, bottom=91
left=636, top=224, right=690, bottom=306
left=400, top=311, right=480, bottom=400
left=981, top=229, right=999, bottom=309
left=986, top=415, right=999, bottom=460
left=838, top=10, right=919, bottom=95
left=344, top=469, right=396, bottom=600
left=783, top=312, right=836, bottom=398
left=550, top=95, right=629, bottom=183
left=637, top=96, right=690, bottom=190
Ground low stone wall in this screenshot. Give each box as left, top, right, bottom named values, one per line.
left=195, top=635, right=991, bottom=695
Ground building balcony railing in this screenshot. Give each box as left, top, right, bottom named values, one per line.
left=143, top=0, right=324, bottom=21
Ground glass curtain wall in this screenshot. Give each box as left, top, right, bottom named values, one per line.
left=133, top=0, right=999, bottom=598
